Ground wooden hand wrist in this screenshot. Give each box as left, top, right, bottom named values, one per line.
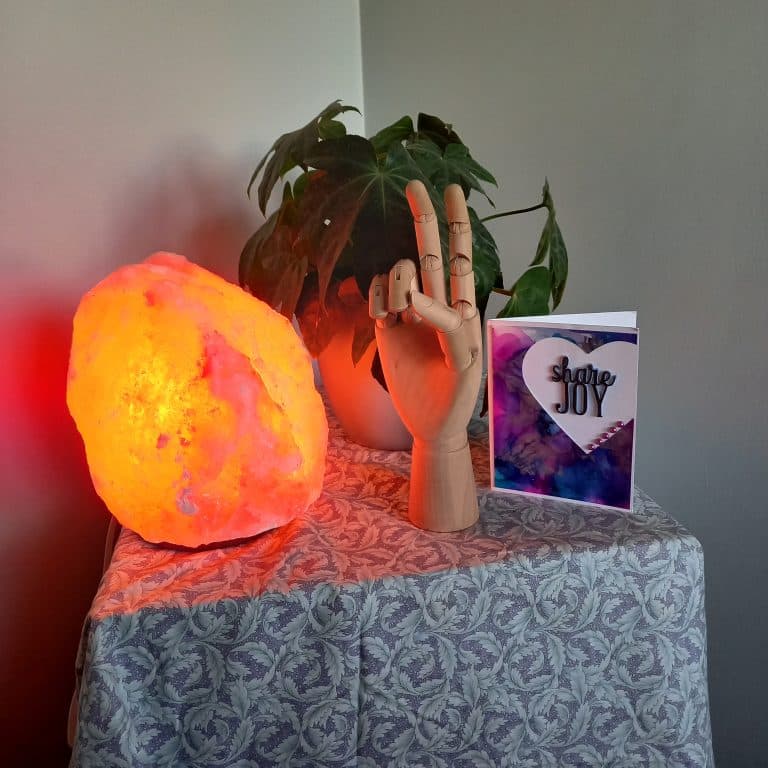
left=409, top=436, right=479, bottom=532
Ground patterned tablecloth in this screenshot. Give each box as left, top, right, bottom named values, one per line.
left=70, top=403, right=713, bottom=768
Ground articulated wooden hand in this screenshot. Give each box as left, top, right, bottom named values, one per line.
left=368, top=181, right=482, bottom=531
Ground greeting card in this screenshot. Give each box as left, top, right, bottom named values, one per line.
left=487, top=312, right=638, bottom=510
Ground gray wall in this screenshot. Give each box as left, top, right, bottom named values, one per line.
left=360, top=1, right=767, bottom=765
left=0, top=1, right=362, bottom=762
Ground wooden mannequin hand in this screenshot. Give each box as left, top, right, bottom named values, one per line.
left=368, top=181, right=482, bottom=531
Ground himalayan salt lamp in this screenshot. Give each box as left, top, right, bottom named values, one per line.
left=66, top=252, right=327, bottom=547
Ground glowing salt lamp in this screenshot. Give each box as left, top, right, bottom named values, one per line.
left=66, top=252, right=327, bottom=547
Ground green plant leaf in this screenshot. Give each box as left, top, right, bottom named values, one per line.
left=276, top=236, right=310, bottom=320
left=239, top=209, right=278, bottom=288
left=370, top=115, right=414, bottom=154
left=370, top=348, right=388, bottom=392
left=306, top=135, right=438, bottom=297
left=349, top=142, right=438, bottom=296
left=444, top=143, right=497, bottom=186
left=246, top=100, right=360, bottom=214
left=549, top=219, right=568, bottom=308
left=416, top=113, right=463, bottom=149
left=317, top=117, right=347, bottom=140
left=497, top=265, right=551, bottom=317
left=300, top=136, right=378, bottom=307
left=292, top=170, right=311, bottom=199
left=542, top=178, right=554, bottom=212
left=245, top=131, right=440, bottom=324
left=407, top=138, right=495, bottom=204
left=238, top=207, right=308, bottom=319
left=519, top=181, right=568, bottom=308
left=351, top=317, right=376, bottom=365
left=295, top=275, right=371, bottom=362
left=295, top=171, right=368, bottom=310
left=295, top=276, right=346, bottom=357
left=242, top=107, right=570, bottom=366
left=336, top=279, right=375, bottom=366
left=468, top=207, right=501, bottom=309
left=531, top=215, right=552, bottom=266
left=304, top=133, right=377, bottom=177
left=542, top=181, right=568, bottom=308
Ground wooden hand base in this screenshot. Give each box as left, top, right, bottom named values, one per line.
left=409, top=439, right=479, bottom=532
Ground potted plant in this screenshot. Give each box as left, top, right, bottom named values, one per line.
left=240, top=100, right=568, bottom=449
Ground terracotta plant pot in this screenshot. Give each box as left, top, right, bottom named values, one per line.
left=317, top=324, right=412, bottom=451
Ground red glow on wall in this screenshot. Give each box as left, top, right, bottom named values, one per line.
left=0, top=297, right=109, bottom=765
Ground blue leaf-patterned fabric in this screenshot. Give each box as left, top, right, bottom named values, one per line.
left=71, top=405, right=713, bottom=767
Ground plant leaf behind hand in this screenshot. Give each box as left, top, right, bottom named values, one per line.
left=299, top=135, right=502, bottom=315
left=305, top=135, right=442, bottom=300
left=238, top=206, right=308, bottom=319
left=497, top=265, right=551, bottom=318
left=415, top=113, right=463, bottom=149
left=350, top=143, right=439, bottom=297
left=294, top=275, right=344, bottom=358
left=242, top=104, right=568, bottom=363
left=408, top=138, right=496, bottom=205
left=247, top=100, right=360, bottom=214
left=468, top=207, right=501, bottom=313
left=370, top=115, right=414, bottom=154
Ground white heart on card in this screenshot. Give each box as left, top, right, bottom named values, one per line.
left=521, top=338, right=638, bottom=453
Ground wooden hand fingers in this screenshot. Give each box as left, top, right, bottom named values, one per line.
left=368, top=180, right=480, bottom=370
left=369, top=260, right=419, bottom=327
left=406, top=180, right=447, bottom=304
left=368, top=272, right=474, bottom=370
left=368, top=274, right=395, bottom=328
left=445, top=184, right=476, bottom=320
left=411, top=291, right=475, bottom=371
left=388, top=259, right=418, bottom=313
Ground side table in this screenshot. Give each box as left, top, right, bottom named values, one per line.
left=70, top=406, right=714, bottom=767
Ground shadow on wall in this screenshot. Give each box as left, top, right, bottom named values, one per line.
left=0, top=142, right=258, bottom=763
left=109, top=142, right=257, bottom=283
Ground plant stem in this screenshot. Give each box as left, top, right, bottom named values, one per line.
left=481, top=202, right=546, bottom=223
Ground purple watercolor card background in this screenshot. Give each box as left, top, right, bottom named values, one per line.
left=489, top=324, right=638, bottom=510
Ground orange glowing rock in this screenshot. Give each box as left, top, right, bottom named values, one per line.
left=66, top=252, right=327, bottom=547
